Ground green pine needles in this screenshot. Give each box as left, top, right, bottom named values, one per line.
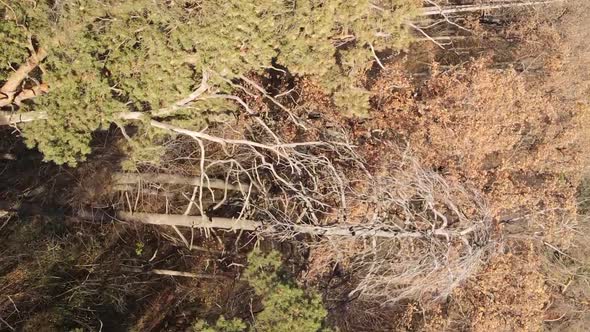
left=1, top=0, right=417, bottom=165
left=193, top=249, right=328, bottom=332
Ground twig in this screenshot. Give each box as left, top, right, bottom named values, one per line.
left=407, top=22, right=445, bottom=49
left=369, top=43, right=385, bottom=69
left=7, top=295, right=19, bottom=313
left=0, top=316, right=15, bottom=331
left=151, top=68, right=211, bottom=117
left=123, top=266, right=231, bottom=279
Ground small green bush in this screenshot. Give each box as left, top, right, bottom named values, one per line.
left=193, top=316, right=248, bottom=332
left=194, top=249, right=329, bottom=332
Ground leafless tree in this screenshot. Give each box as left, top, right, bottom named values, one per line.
left=3, top=63, right=495, bottom=305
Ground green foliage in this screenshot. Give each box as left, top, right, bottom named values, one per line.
left=195, top=1, right=286, bottom=77
left=119, top=125, right=169, bottom=171
left=245, top=249, right=328, bottom=332
left=0, top=15, right=29, bottom=81
left=197, top=0, right=417, bottom=115
left=93, top=1, right=202, bottom=110
left=2, top=1, right=210, bottom=165
left=243, top=249, right=283, bottom=295
left=253, top=282, right=328, bottom=332
left=22, top=55, right=126, bottom=165
left=193, top=249, right=328, bottom=332
left=134, top=241, right=144, bottom=256
left=193, top=316, right=248, bottom=332
left=334, top=88, right=372, bottom=115
left=2, top=0, right=416, bottom=165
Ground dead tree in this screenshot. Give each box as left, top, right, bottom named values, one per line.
left=2, top=66, right=494, bottom=305
left=85, top=146, right=493, bottom=305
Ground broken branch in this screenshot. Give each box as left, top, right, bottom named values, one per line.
left=0, top=48, right=47, bottom=108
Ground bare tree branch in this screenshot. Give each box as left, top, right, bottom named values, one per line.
left=0, top=110, right=47, bottom=125
left=151, top=69, right=211, bottom=117
left=122, top=266, right=231, bottom=279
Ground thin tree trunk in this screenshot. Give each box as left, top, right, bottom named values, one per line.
left=0, top=110, right=145, bottom=126
left=121, top=266, right=231, bottom=279
left=418, top=0, right=563, bottom=16
left=0, top=105, right=184, bottom=126
left=0, top=110, right=48, bottom=125
left=115, top=211, right=262, bottom=231
left=113, top=172, right=255, bottom=193
left=88, top=210, right=476, bottom=240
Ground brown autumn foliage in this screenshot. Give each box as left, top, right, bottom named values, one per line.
left=399, top=59, right=584, bottom=242
left=292, top=1, right=590, bottom=330
left=455, top=248, right=550, bottom=331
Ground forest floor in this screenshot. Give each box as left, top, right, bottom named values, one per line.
left=1, top=0, right=590, bottom=331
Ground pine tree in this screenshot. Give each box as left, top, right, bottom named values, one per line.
left=1, top=0, right=416, bottom=165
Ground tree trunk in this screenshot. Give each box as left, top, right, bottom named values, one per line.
left=80, top=210, right=477, bottom=240
left=113, top=172, right=255, bottom=193
left=418, top=0, right=563, bottom=16
left=115, top=211, right=262, bottom=231
left=0, top=110, right=48, bottom=125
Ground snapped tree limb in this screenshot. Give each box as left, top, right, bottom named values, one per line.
left=122, top=266, right=231, bottom=279
left=0, top=48, right=48, bottom=108
left=83, top=210, right=483, bottom=241
left=0, top=110, right=47, bottom=125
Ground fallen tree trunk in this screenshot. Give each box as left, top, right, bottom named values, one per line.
left=121, top=266, right=231, bottom=279
left=418, top=0, right=563, bottom=16
left=113, top=172, right=256, bottom=193
left=115, top=211, right=262, bottom=231
left=0, top=110, right=48, bottom=125
left=78, top=210, right=480, bottom=240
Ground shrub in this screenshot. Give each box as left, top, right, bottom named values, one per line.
left=192, top=316, right=247, bottom=332
left=244, top=249, right=328, bottom=332
left=194, top=249, right=328, bottom=332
